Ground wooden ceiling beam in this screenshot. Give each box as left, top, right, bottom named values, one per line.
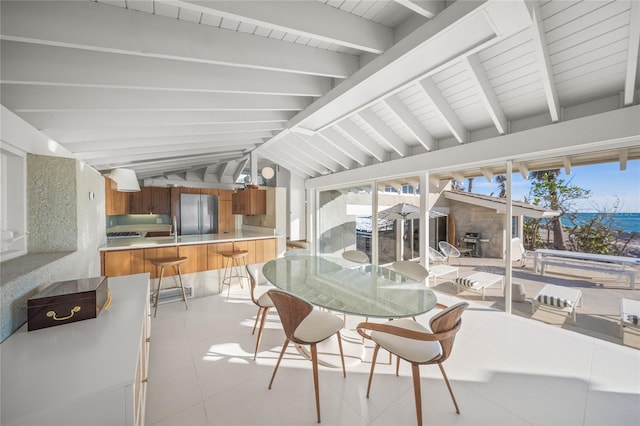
left=623, top=0, right=640, bottom=106
left=464, top=53, right=508, bottom=135
left=334, top=119, right=387, bottom=162
left=175, top=0, right=394, bottom=54
left=417, top=77, right=468, bottom=143
left=1, top=41, right=331, bottom=97
left=358, top=109, right=410, bottom=157
left=383, top=95, right=436, bottom=151
left=0, top=0, right=358, bottom=79
left=528, top=1, right=560, bottom=122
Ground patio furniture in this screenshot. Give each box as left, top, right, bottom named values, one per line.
left=438, top=241, right=461, bottom=264
left=428, top=264, right=458, bottom=287
left=533, top=249, right=639, bottom=289
left=512, top=283, right=526, bottom=302
left=428, top=246, right=447, bottom=263
left=246, top=265, right=275, bottom=360
left=531, top=284, right=582, bottom=323
left=511, top=237, right=534, bottom=268
left=620, top=298, right=640, bottom=337
left=266, top=289, right=346, bottom=424
left=356, top=302, right=469, bottom=426
left=454, top=271, right=504, bottom=300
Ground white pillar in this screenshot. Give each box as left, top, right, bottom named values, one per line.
left=250, top=152, right=258, bottom=184
left=505, top=160, right=513, bottom=314
left=371, top=183, right=379, bottom=266
left=419, top=172, right=429, bottom=269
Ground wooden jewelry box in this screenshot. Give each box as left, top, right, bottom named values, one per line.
left=27, top=276, right=110, bottom=331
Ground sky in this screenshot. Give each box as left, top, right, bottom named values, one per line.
left=470, top=159, right=640, bottom=213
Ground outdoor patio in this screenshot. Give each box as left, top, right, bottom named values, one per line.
left=429, top=256, right=640, bottom=350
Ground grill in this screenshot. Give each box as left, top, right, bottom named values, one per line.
left=107, top=231, right=141, bottom=239
left=462, top=232, right=482, bottom=257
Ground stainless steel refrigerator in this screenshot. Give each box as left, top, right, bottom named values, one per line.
left=180, top=193, right=219, bottom=235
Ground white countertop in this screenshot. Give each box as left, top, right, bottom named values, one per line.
left=1, top=274, right=150, bottom=425
left=100, top=229, right=277, bottom=251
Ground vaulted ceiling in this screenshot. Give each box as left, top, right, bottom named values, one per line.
left=1, top=1, right=639, bottom=185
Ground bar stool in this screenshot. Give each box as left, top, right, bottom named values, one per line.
left=151, top=256, right=189, bottom=317
left=220, top=250, right=249, bottom=298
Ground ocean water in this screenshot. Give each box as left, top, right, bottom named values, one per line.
left=560, top=212, right=640, bottom=233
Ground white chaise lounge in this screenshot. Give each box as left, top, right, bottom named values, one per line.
left=531, top=284, right=582, bottom=323
left=454, top=271, right=504, bottom=300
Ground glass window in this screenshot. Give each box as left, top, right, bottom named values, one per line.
left=1, top=147, right=27, bottom=260
left=318, top=186, right=372, bottom=258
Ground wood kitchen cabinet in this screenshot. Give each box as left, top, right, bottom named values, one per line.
left=129, top=187, right=170, bottom=214
left=105, top=177, right=129, bottom=215
left=101, top=238, right=277, bottom=278
left=219, top=200, right=234, bottom=232
left=232, top=188, right=266, bottom=215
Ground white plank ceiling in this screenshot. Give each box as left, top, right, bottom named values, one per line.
left=1, top=0, right=639, bottom=184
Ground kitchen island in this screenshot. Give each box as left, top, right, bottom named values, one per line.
left=100, top=229, right=278, bottom=278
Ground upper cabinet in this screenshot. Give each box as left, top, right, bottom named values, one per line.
left=105, top=177, right=129, bottom=215
left=129, top=187, right=170, bottom=214
left=232, top=188, right=266, bottom=216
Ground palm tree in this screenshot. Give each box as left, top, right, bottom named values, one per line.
left=530, top=170, right=566, bottom=250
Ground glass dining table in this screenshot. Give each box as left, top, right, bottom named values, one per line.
left=262, top=255, right=438, bottom=318
left=262, top=255, right=438, bottom=367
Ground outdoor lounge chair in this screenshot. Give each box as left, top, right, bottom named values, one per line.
left=454, top=271, right=504, bottom=300
left=511, top=237, right=534, bottom=268
left=438, top=241, right=461, bottom=264
left=531, top=284, right=582, bottom=323
left=620, top=298, right=640, bottom=337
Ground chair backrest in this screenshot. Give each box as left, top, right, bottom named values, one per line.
left=391, top=261, right=429, bottom=282
left=429, top=246, right=446, bottom=263
left=267, top=290, right=313, bottom=341
left=510, top=238, right=524, bottom=262
left=246, top=265, right=263, bottom=305
left=429, top=302, right=468, bottom=361
left=342, top=250, right=369, bottom=264
left=438, top=241, right=461, bottom=258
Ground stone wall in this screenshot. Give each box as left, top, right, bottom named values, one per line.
left=448, top=199, right=505, bottom=258
left=0, top=155, right=105, bottom=342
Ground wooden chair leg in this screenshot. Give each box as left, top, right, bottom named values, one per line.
left=411, top=363, right=423, bottom=426
left=438, top=362, right=460, bottom=414
left=252, top=307, right=262, bottom=335
left=336, top=331, right=346, bottom=378
left=268, top=338, right=289, bottom=389
left=310, top=343, right=321, bottom=423
left=366, top=344, right=381, bottom=398
left=254, top=307, right=270, bottom=360
left=396, top=355, right=401, bottom=376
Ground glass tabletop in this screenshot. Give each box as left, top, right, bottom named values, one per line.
left=262, top=256, right=438, bottom=318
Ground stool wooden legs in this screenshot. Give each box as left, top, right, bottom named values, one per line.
left=153, top=263, right=189, bottom=317
left=220, top=255, right=247, bottom=299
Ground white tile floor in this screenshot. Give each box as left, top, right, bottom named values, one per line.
left=146, top=283, right=640, bottom=426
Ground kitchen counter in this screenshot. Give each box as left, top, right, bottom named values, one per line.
left=100, top=229, right=277, bottom=251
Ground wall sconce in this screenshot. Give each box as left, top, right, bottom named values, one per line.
left=109, top=168, right=141, bottom=192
